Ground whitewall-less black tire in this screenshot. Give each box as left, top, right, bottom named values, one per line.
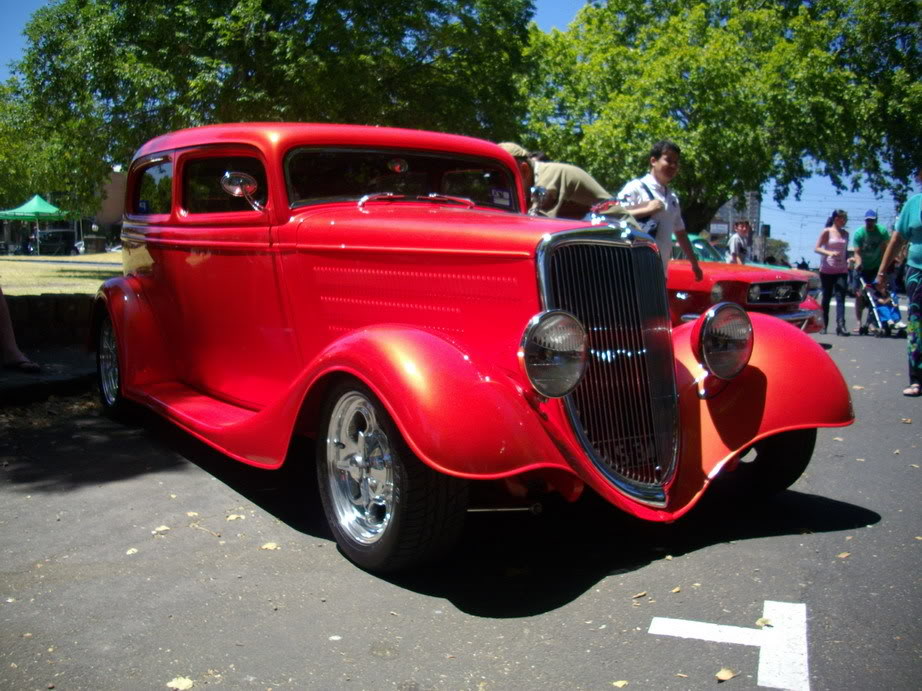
left=316, top=379, right=468, bottom=572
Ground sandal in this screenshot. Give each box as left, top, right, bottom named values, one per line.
left=3, top=359, right=41, bottom=374
left=903, top=384, right=922, bottom=397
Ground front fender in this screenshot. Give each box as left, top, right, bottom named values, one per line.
left=666, top=312, right=854, bottom=514
left=302, top=325, right=570, bottom=479
left=94, top=277, right=175, bottom=391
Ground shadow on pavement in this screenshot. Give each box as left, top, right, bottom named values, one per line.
left=5, top=402, right=880, bottom=618
left=384, top=488, right=880, bottom=618
left=144, top=415, right=881, bottom=618
left=1, top=400, right=190, bottom=492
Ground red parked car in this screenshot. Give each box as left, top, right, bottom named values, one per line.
left=93, top=123, right=853, bottom=572
left=669, top=236, right=823, bottom=333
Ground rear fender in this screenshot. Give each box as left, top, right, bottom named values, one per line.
left=300, top=325, right=569, bottom=480
left=94, top=278, right=175, bottom=391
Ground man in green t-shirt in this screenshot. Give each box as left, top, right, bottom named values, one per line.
left=853, top=209, right=890, bottom=332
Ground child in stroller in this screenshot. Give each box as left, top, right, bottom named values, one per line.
left=858, top=277, right=907, bottom=338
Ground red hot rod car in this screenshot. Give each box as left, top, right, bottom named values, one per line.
left=94, top=123, right=853, bottom=572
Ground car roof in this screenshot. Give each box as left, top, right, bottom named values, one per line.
left=132, top=123, right=511, bottom=165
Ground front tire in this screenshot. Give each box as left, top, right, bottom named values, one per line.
left=727, top=429, right=817, bottom=498
left=316, top=379, right=468, bottom=572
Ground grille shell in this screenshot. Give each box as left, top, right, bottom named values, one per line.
left=746, top=281, right=806, bottom=305
left=537, top=230, right=678, bottom=505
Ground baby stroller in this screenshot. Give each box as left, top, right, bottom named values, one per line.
left=857, top=276, right=907, bottom=338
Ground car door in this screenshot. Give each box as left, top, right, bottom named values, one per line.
left=151, top=146, right=299, bottom=408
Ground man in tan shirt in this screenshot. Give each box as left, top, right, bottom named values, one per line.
left=498, top=142, right=611, bottom=219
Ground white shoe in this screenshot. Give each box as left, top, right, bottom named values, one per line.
left=896, top=321, right=907, bottom=329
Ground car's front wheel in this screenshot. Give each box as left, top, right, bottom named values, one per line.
left=728, top=428, right=817, bottom=497
left=316, top=379, right=468, bottom=572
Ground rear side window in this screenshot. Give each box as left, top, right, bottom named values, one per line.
left=134, top=162, right=173, bottom=215
left=183, top=156, right=267, bottom=214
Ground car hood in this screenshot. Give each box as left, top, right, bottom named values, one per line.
left=295, top=203, right=603, bottom=256
left=669, top=259, right=807, bottom=285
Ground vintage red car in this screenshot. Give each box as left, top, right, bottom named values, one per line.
left=93, top=123, right=853, bottom=573
left=669, top=236, right=823, bottom=332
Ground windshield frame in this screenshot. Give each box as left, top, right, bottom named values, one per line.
left=284, top=146, right=521, bottom=213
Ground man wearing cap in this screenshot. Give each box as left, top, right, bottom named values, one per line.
left=853, top=209, right=890, bottom=332
left=497, top=142, right=611, bottom=219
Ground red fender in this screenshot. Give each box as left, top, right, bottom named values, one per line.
left=301, top=325, right=571, bottom=479
left=95, top=278, right=176, bottom=391
left=661, top=312, right=854, bottom=516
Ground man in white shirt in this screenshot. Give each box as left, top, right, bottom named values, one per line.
left=617, top=140, right=703, bottom=280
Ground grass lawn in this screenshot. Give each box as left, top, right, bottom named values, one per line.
left=0, top=253, right=123, bottom=295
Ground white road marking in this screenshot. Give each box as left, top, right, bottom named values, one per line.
left=649, top=600, right=809, bottom=691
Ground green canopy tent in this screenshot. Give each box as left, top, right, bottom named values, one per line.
left=0, top=195, right=71, bottom=253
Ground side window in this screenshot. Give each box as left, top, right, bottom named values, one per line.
left=134, top=162, right=173, bottom=215
left=184, top=156, right=267, bottom=214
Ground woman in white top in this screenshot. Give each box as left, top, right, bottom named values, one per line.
left=815, top=209, right=850, bottom=336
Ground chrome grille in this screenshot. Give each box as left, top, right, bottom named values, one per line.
left=541, top=235, right=678, bottom=505
left=747, top=281, right=806, bottom=304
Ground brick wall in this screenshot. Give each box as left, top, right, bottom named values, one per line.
left=6, top=293, right=94, bottom=348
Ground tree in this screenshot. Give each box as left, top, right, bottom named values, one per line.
left=0, top=83, right=109, bottom=215
left=520, top=0, right=921, bottom=233
left=8, top=0, right=535, bottom=208
left=763, top=238, right=791, bottom=266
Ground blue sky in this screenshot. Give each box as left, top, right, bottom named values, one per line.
left=1, top=0, right=914, bottom=262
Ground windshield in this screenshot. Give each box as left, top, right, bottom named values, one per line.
left=285, top=148, right=519, bottom=212
left=672, top=236, right=725, bottom=262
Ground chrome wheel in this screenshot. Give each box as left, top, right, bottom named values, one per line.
left=324, top=391, right=395, bottom=545
left=98, top=316, right=120, bottom=408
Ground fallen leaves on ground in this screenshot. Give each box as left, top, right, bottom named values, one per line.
left=126, top=548, right=138, bottom=555
left=166, top=677, right=194, bottom=690
left=260, top=542, right=279, bottom=550
left=716, top=667, right=738, bottom=682
left=671, top=587, right=681, bottom=593
left=0, top=393, right=99, bottom=429
left=612, top=681, right=629, bottom=688
left=833, top=437, right=844, bottom=442
left=226, top=514, right=245, bottom=521
left=755, top=617, right=772, bottom=628
left=151, top=525, right=170, bottom=535
left=631, top=591, right=647, bottom=599
left=851, top=385, right=865, bottom=390
left=901, top=418, right=912, bottom=424
left=837, top=552, right=851, bottom=559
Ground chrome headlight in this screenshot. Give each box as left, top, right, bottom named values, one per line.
left=748, top=284, right=762, bottom=302
left=692, top=303, right=753, bottom=380
left=520, top=311, right=588, bottom=398
left=710, top=283, right=725, bottom=303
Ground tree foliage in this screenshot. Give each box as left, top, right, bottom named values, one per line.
left=4, top=0, right=534, bottom=211
left=521, top=0, right=921, bottom=233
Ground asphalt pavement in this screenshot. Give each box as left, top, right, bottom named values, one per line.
left=1, top=329, right=919, bottom=690
left=0, top=345, right=96, bottom=406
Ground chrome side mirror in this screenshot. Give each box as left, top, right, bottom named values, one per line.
left=221, top=172, right=265, bottom=212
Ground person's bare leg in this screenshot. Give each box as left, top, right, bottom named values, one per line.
left=0, top=284, right=36, bottom=368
